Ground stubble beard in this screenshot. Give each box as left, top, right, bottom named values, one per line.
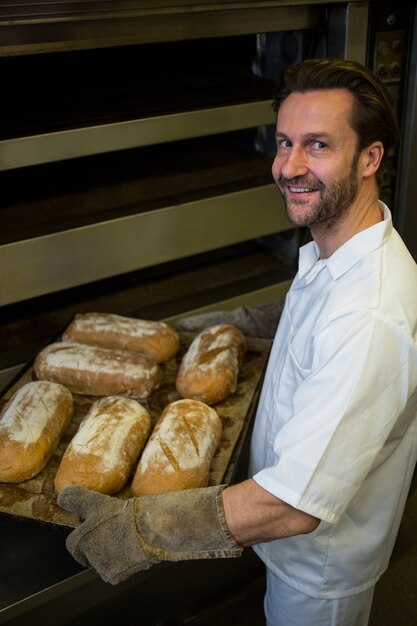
left=278, top=155, right=360, bottom=231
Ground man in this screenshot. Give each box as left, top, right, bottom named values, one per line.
left=58, top=59, right=417, bottom=626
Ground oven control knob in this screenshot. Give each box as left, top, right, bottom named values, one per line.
left=390, top=62, right=401, bottom=77
left=377, top=41, right=389, bottom=56
left=376, top=64, right=388, bottom=77
left=392, top=39, right=402, bottom=54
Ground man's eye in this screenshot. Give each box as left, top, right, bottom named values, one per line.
left=278, top=139, right=292, bottom=148
left=313, top=141, right=327, bottom=149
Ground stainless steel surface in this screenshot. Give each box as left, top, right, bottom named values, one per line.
left=0, top=184, right=289, bottom=306
left=0, top=0, right=372, bottom=361
left=0, top=568, right=97, bottom=624
left=0, top=532, right=265, bottom=626
left=327, top=2, right=369, bottom=64
left=0, top=101, right=276, bottom=171
left=0, top=2, right=327, bottom=55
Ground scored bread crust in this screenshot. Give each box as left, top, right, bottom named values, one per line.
left=33, top=341, right=162, bottom=398
left=63, top=312, right=180, bottom=363
left=175, top=324, right=246, bottom=405
left=55, top=396, right=152, bottom=494
left=131, top=398, right=222, bottom=496
left=0, top=381, right=74, bottom=482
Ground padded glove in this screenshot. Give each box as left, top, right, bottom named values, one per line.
left=58, top=484, right=242, bottom=585
left=175, top=301, right=285, bottom=339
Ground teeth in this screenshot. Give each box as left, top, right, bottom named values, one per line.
left=289, top=187, right=313, bottom=193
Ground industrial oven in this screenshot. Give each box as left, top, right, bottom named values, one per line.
left=0, top=1, right=416, bottom=624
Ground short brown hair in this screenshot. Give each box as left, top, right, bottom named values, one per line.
left=273, top=58, right=400, bottom=185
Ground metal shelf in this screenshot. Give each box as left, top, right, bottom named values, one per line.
left=0, top=101, right=276, bottom=170
left=0, top=2, right=327, bottom=55
left=0, top=183, right=290, bottom=306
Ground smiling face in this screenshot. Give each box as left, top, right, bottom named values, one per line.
left=272, top=89, right=362, bottom=230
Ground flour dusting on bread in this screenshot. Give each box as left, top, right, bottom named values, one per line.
left=131, top=399, right=222, bottom=495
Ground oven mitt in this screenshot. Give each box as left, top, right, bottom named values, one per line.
left=58, top=484, right=242, bottom=585
left=175, top=301, right=285, bottom=339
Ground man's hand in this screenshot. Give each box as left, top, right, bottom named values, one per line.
left=175, top=302, right=285, bottom=339
left=58, top=484, right=242, bottom=585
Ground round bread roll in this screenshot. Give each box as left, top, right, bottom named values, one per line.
left=63, top=312, right=180, bottom=363
left=176, top=324, right=246, bottom=405
left=131, top=398, right=222, bottom=496
left=55, top=396, right=151, bottom=494
left=0, top=381, right=74, bottom=482
left=34, top=341, right=162, bottom=398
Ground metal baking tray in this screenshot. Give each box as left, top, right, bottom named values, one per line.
left=0, top=330, right=271, bottom=528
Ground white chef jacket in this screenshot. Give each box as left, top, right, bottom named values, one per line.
left=250, top=203, right=417, bottom=599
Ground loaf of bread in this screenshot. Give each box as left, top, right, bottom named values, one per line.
left=131, top=398, right=222, bottom=496
left=63, top=312, right=180, bottom=363
left=33, top=341, right=162, bottom=398
left=55, top=396, right=151, bottom=494
left=0, top=381, right=74, bottom=482
left=175, top=324, right=246, bottom=405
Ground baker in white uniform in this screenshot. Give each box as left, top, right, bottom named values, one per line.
left=58, top=59, right=417, bottom=626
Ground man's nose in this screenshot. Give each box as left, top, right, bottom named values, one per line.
left=279, top=146, right=309, bottom=180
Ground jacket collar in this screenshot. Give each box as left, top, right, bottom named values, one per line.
left=298, top=202, right=392, bottom=281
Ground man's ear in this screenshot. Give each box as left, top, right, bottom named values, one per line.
left=361, top=141, right=384, bottom=178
